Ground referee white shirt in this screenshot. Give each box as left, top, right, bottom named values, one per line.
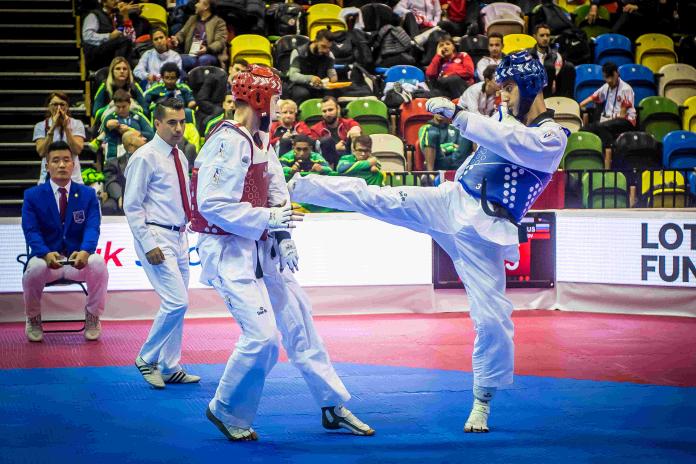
left=123, top=133, right=190, bottom=254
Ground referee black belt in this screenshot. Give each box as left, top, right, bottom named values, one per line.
left=146, top=222, right=185, bottom=232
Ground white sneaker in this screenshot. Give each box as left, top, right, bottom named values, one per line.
left=322, top=406, right=375, bottom=436
left=25, top=316, right=43, bottom=342
left=84, top=311, right=101, bottom=341
left=464, top=399, right=490, bottom=433
left=162, top=370, right=201, bottom=384
left=135, top=356, right=165, bottom=389
left=206, top=407, right=258, bottom=441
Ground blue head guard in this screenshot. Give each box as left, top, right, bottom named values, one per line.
left=495, top=51, right=547, bottom=121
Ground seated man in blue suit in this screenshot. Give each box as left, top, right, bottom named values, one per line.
left=21, top=141, right=109, bottom=342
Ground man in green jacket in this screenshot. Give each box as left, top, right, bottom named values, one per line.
left=336, top=135, right=384, bottom=186
left=279, top=134, right=334, bottom=182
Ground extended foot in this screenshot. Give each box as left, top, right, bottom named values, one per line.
left=464, top=399, right=490, bottom=433
left=162, top=370, right=201, bottom=384
left=322, top=406, right=375, bottom=436
left=206, top=407, right=258, bottom=441
left=135, top=356, right=165, bottom=389
left=25, top=316, right=43, bottom=342
left=84, top=311, right=101, bottom=341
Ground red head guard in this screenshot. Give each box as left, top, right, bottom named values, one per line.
left=231, top=64, right=282, bottom=117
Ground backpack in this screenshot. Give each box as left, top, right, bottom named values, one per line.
left=372, top=25, right=415, bottom=68
left=530, top=0, right=574, bottom=35
left=217, top=0, right=265, bottom=34
left=332, top=29, right=374, bottom=68
left=553, top=29, right=591, bottom=65
left=267, top=2, right=304, bottom=36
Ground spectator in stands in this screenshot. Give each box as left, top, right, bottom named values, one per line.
left=438, top=0, right=469, bottom=37
left=419, top=112, right=473, bottom=171
left=144, top=62, right=197, bottom=113
left=394, top=0, right=442, bottom=39
left=588, top=0, right=656, bottom=41
left=34, top=92, right=85, bottom=185
left=101, top=130, right=147, bottom=215
left=82, top=0, right=133, bottom=71
left=309, top=96, right=362, bottom=168
left=101, top=90, right=154, bottom=161
left=226, top=57, right=249, bottom=91
left=171, top=0, right=228, bottom=72
left=579, top=62, right=637, bottom=149
left=116, top=1, right=152, bottom=52
left=280, top=134, right=334, bottom=181
left=476, top=32, right=503, bottom=82
left=425, top=34, right=474, bottom=99
left=527, top=24, right=563, bottom=97
left=202, top=92, right=234, bottom=139
left=459, top=65, right=499, bottom=117
left=336, top=135, right=383, bottom=186
left=285, top=29, right=338, bottom=104
left=270, top=99, right=312, bottom=159
left=134, top=28, right=184, bottom=90
left=21, top=141, right=108, bottom=342
left=93, top=56, right=148, bottom=123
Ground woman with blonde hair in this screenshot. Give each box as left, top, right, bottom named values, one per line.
left=92, top=56, right=148, bottom=123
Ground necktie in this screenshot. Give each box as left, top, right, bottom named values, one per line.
left=171, top=147, right=191, bottom=222
left=58, top=187, right=67, bottom=223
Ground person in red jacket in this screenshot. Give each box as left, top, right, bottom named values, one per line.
left=269, top=99, right=312, bottom=157
left=309, top=96, right=362, bottom=168
left=426, top=34, right=474, bottom=99
left=439, top=0, right=468, bottom=37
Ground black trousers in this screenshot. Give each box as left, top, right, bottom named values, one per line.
left=85, top=36, right=132, bottom=71
left=583, top=118, right=634, bottom=148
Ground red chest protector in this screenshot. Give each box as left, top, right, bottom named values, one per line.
left=190, top=121, right=269, bottom=237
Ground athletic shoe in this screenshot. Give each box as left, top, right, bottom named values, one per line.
left=464, top=399, right=490, bottom=433
left=84, top=311, right=101, bottom=341
left=322, top=406, right=375, bottom=436
left=206, top=407, right=258, bottom=441
left=25, top=316, right=43, bottom=342
left=162, top=370, right=201, bottom=384
left=135, top=356, right=165, bottom=389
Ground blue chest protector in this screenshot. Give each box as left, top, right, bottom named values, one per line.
left=458, top=146, right=553, bottom=224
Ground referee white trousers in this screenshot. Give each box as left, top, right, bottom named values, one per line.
left=292, top=175, right=515, bottom=388
left=134, top=226, right=190, bottom=375
left=208, top=238, right=350, bottom=428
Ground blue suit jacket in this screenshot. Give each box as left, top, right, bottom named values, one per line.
left=22, top=182, right=101, bottom=259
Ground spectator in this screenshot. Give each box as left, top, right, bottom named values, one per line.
left=394, top=0, right=442, bottom=39
left=101, top=89, right=154, bottom=161
left=171, top=0, right=228, bottom=72
left=21, top=141, right=108, bottom=342
left=476, top=32, right=504, bottom=82
left=425, top=34, right=474, bottom=99
left=270, top=99, right=312, bottom=158
left=226, top=57, right=249, bottom=91
left=438, top=0, right=468, bottom=37
left=309, top=96, right=362, bottom=168
left=285, top=29, right=338, bottom=103
left=81, top=0, right=132, bottom=71
left=93, top=56, right=148, bottom=123
left=279, top=134, right=334, bottom=181
left=527, top=23, right=563, bottom=97
left=588, top=0, right=656, bottom=41
left=419, top=112, right=473, bottom=171
left=144, top=62, right=197, bottom=113
left=202, top=92, right=234, bottom=139
left=33, top=92, right=85, bottom=185
left=115, top=1, right=152, bottom=51
left=336, top=134, right=384, bottom=186
left=579, top=62, right=637, bottom=150
left=101, top=130, right=147, bottom=215
left=133, top=28, right=184, bottom=89
left=458, top=64, right=499, bottom=117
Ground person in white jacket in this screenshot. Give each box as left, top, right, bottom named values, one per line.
left=192, top=65, right=374, bottom=441
left=289, top=51, right=568, bottom=434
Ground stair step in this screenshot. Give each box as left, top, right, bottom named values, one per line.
left=0, top=42, right=78, bottom=54
left=0, top=89, right=83, bottom=107
left=0, top=10, right=74, bottom=24
left=0, top=56, right=80, bottom=72
left=0, top=55, right=78, bottom=60
left=0, top=0, right=72, bottom=8
left=0, top=72, right=83, bottom=91
left=0, top=24, right=76, bottom=40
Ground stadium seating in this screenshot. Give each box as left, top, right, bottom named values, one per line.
left=641, top=170, right=687, bottom=207
left=683, top=96, right=696, bottom=131
left=582, top=171, right=629, bottom=208
left=619, top=64, right=656, bottom=106
left=662, top=130, right=696, bottom=169
left=230, top=34, right=272, bottom=67
left=345, top=99, right=389, bottom=135
left=574, top=64, right=604, bottom=105
left=306, top=4, right=346, bottom=40
left=298, top=98, right=323, bottom=126
left=574, top=4, right=611, bottom=38
left=638, top=96, right=681, bottom=142
left=556, top=0, right=587, bottom=13
left=360, top=3, right=395, bottom=33
left=502, top=34, right=537, bottom=55
left=384, top=65, right=425, bottom=85
left=399, top=99, right=432, bottom=171
left=562, top=131, right=604, bottom=170
left=635, top=33, right=677, bottom=73
left=545, top=97, right=583, bottom=132
left=657, top=63, right=696, bottom=105
left=457, top=35, right=489, bottom=66
left=612, top=131, right=661, bottom=170
left=140, top=3, right=168, bottom=33
left=272, top=35, right=310, bottom=75
left=370, top=134, right=406, bottom=171
left=594, top=34, right=633, bottom=66
left=480, top=3, right=525, bottom=36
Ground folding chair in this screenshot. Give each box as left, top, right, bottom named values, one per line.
left=502, top=34, right=536, bottom=55
left=657, top=63, right=696, bottom=105
left=594, top=33, right=633, bottom=66
left=635, top=33, right=677, bottom=74
left=230, top=34, right=273, bottom=67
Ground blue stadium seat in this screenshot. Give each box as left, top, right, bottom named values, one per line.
left=574, top=64, right=604, bottom=105
left=663, top=130, right=696, bottom=168
left=619, top=64, right=657, bottom=107
left=384, top=65, right=426, bottom=85
left=594, top=34, right=633, bottom=66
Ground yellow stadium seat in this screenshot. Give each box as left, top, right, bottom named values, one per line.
left=140, top=3, right=167, bottom=33
left=683, top=96, right=696, bottom=132
left=556, top=0, right=586, bottom=13
left=502, top=33, right=536, bottom=55
left=658, top=63, right=696, bottom=106
left=230, top=34, right=272, bottom=67
left=641, top=170, right=687, bottom=208
left=307, top=4, right=346, bottom=40
left=635, top=33, right=677, bottom=74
